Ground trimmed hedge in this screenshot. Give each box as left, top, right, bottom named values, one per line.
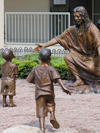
left=12, top=60, right=37, bottom=78
left=0, top=61, right=2, bottom=78
left=52, top=62, right=68, bottom=79
left=0, top=53, right=68, bottom=79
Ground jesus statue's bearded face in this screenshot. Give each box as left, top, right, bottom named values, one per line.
left=73, top=12, right=83, bottom=26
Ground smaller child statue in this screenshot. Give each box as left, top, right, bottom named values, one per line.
left=27, top=48, right=71, bottom=133
left=1, top=49, right=18, bottom=107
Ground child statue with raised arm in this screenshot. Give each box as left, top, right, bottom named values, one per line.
left=27, top=48, right=71, bottom=133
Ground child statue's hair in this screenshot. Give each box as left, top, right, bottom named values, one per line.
left=2, top=49, right=14, bottom=61
left=39, top=48, right=51, bottom=62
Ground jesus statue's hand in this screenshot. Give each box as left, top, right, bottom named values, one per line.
left=34, top=44, right=44, bottom=53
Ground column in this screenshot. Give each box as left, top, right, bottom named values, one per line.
left=0, top=0, right=4, bottom=48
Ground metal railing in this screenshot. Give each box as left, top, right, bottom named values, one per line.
left=0, top=47, right=69, bottom=57
left=5, top=12, right=70, bottom=45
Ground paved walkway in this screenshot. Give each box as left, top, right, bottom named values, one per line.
left=0, top=79, right=100, bottom=133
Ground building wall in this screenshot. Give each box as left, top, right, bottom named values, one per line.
left=4, top=0, right=50, bottom=12
left=0, top=0, right=4, bottom=48
left=94, top=0, right=100, bottom=25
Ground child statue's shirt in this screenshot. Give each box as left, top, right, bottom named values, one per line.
left=1, top=61, right=18, bottom=96
left=27, top=65, right=61, bottom=99
left=1, top=61, right=18, bottom=80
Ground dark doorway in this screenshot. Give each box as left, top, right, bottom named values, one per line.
left=69, top=0, right=92, bottom=25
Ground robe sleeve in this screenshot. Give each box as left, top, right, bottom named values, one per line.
left=55, top=28, right=70, bottom=50
left=90, top=25, right=100, bottom=51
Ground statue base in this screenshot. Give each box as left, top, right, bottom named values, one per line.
left=65, top=80, right=100, bottom=94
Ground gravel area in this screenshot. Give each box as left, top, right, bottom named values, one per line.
left=0, top=79, right=100, bottom=133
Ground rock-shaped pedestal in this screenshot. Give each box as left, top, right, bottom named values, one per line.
left=65, top=80, right=100, bottom=94
left=3, top=125, right=42, bottom=133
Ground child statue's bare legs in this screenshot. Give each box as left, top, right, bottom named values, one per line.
left=39, top=117, right=45, bottom=133
left=47, top=100, right=60, bottom=129
left=3, top=95, right=8, bottom=107
left=50, top=111, right=60, bottom=129
left=9, top=96, right=16, bottom=107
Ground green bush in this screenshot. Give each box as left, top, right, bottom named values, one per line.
left=16, top=53, right=40, bottom=64
left=0, top=61, right=2, bottom=78
left=0, top=54, right=5, bottom=78
left=52, top=62, right=68, bottom=79
left=0, top=53, right=68, bottom=79
left=0, top=54, right=5, bottom=62
left=49, top=56, right=68, bottom=79
left=18, top=60, right=37, bottom=78
left=12, top=59, right=21, bottom=66
left=50, top=56, right=65, bottom=65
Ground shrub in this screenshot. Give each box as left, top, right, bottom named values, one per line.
left=49, top=56, right=68, bottom=79
left=0, top=54, right=5, bottom=62
left=52, top=62, right=68, bottom=79
left=0, top=61, right=2, bottom=78
left=0, top=53, right=68, bottom=79
left=16, top=53, right=40, bottom=64
left=0, top=54, right=5, bottom=78
left=18, top=60, right=37, bottom=78
left=12, top=59, right=21, bottom=66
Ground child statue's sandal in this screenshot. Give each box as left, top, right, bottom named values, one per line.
left=9, top=104, right=17, bottom=107
left=50, top=115, right=60, bottom=129
left=3, top=103, right=8, bottom=107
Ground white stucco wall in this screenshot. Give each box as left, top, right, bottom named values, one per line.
left=4, top=0, right=63, bottom=50
left=4, top=0, right=50, bottom=48
left=4, top=0, right=50, bottom=12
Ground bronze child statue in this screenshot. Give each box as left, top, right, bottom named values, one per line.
left=27, top=48, right=71, bottom=133
left=1, top=49, right=18, bottom=107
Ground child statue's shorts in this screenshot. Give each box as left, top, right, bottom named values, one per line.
left=36, top=95, right=55, bottom=118
left=1, top=79, right=15, bottom=96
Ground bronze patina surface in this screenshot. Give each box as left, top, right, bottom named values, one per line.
left=27, top=49, right=71, bottom=133
left=1, top=49, right=18, bottom=107
left=34, top=6, right=100, bottom=92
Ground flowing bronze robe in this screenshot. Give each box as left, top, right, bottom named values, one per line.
left=55, top=24, right=100, bottom=83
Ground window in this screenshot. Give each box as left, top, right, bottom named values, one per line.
left=54, top=0, right=66, bottom=5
